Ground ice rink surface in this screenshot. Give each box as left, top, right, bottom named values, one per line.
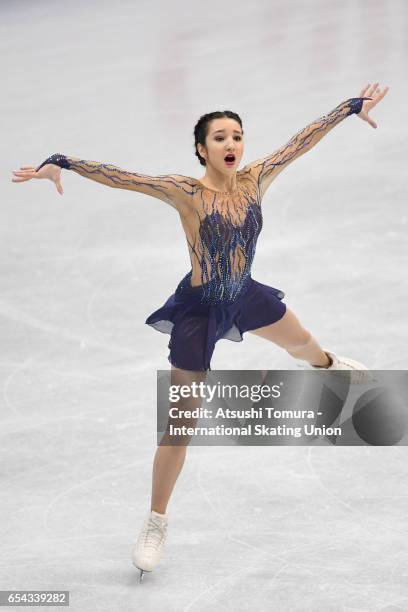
left=2, top=0, right=408, bottom=609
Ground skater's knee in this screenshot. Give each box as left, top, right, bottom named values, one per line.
left=158, top=431, right=192, bottom=447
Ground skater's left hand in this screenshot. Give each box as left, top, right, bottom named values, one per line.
left=356, top=82, right=389, bottom=129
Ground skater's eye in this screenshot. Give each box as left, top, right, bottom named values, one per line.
left=215, top=136, right=242, bottom=141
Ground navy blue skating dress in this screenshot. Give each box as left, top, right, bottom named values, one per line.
left=145, top=176, right=286, bottom=371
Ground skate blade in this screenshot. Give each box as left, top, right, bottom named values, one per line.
left=133, top=561, right=152, bottom=582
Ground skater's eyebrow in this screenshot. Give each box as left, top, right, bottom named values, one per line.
left=211, top=129, right=243, bottom=135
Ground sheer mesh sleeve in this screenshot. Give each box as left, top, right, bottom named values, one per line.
left=35, top=153, right=193, bottom=212
left=241, top=97, right=372, bottom=198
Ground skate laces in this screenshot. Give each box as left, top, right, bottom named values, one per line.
left=331, top=367, right=376, bottom=385
left=334, top=358, right=377, bottom=384
left=346, top=369, right=376, bottom=384
left=140, top=517, right=167, bottom=551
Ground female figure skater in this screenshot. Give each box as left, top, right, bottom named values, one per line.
left=12, top=83, right=388, bottom=581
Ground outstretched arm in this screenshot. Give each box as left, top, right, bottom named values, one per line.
left=31, top=153, right=193, bottom=212
left=242, top=84, right=388, bottom=198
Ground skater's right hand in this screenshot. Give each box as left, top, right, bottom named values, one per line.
left=11, top=163, right=64, bottom=195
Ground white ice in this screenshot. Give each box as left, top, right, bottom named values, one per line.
left=2, top=0, right=408, bottom=610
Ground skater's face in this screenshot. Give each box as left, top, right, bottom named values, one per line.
left=198, top=118, right=244, bottom=173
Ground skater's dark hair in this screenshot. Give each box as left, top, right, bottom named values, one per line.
left=194, top=111, right=243, bottom=167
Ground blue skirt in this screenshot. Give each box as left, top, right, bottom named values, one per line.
left=145, top=275, right=287, bottom=371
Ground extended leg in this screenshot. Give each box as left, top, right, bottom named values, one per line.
left=134, top=365, right=208, bottom=580
left=248, top=307, right=332, bottom=367
left=248, top=306, right=372, bottom=387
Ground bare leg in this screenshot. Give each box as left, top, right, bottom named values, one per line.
left=151, top=364, right=207, bottom=514
left=249, top=307, right=332, bottom=367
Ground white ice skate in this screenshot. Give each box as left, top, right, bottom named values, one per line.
left=299, top=349, right=376, bottom=384
left=132, top=510, right=168, bottom=582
